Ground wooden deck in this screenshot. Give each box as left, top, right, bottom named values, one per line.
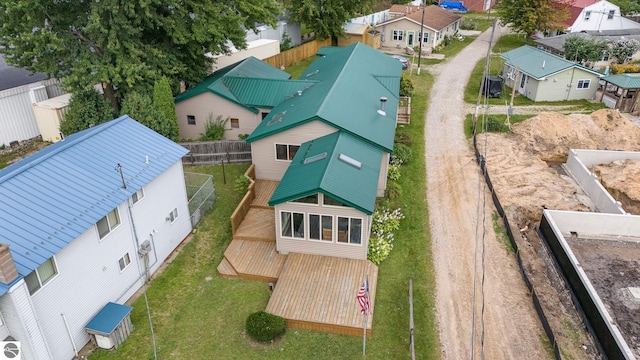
left=266, top=253, right=378, bottom=337
left=219, top=178, right=378, bottom=337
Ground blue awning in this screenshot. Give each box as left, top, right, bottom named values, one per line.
left=85, top=302, right=133, bottom=336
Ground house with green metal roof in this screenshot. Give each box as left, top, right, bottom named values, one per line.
left=174, top=56, right=315, bottom=140
left=244, top=42, right=402, bottom=260
left=500, top=46, right=604, bottom=102
left=598, top=73, right=640, bottom=112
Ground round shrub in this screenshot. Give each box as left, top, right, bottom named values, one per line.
left=392, top=143, right=412, bottom=164
left=246, top=311, right=286, bottom=342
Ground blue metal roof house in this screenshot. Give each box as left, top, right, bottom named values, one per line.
left=0, top=115, right=191, bottom=359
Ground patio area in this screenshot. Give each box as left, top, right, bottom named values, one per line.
left=217, top=172, right=378, bottom=336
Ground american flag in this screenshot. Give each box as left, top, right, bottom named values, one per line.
left=356, top=279, right=371, bottom=315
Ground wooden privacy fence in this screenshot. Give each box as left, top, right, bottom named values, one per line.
left=263, top=38, right=331, bottom=69
left=230, top=164, right=256, bottom=235
left=180, top=140, right=251, bottom=166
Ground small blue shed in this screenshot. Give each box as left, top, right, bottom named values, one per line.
left=85, top=302, right=133, bottom=349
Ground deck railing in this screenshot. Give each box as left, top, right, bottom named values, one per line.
left=230, top=164, right=256, bottom=235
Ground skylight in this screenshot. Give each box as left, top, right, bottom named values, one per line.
left=303, top=152, right=327, bottom=165
left=338, top=153, right=361, bottom=169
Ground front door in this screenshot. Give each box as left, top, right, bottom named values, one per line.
left=407, top=32, right=414, bottom=47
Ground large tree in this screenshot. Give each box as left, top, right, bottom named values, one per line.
left=283, top=0, right=375, bottom=45
left=563, top=36, right=609, bottom=65
left=59, top=89, right=115, bottom=136
left=495, top=0, right=570, bottom=41
left=610, top=38, right=640, bottom=64
left=0, top=0, right=280, bottom=112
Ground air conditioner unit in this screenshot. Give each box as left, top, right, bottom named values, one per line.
left=139, top=240, right=152, bottom=256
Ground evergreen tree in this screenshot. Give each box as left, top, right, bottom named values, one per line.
left=0, top=0, right=280, bottom=112
left=153, top=77, right=180, bottom=141
left=120, top=91, right=177, bottom=139
left=59, top=89, right=115, bottom=136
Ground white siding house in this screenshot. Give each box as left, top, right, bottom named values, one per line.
left=568, top=0, right=640, bottom=33
left=0, top=115, right=191, bottom=359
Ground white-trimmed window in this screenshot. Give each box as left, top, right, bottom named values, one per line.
left=577, top=79, right=591, bottom=89
left=281, top=211, right=305, bottom=239
left=584, top=11, right=591, bottom=20
left=131, top=188, right=144, bottom=204
left=418, top=31, right=429, bottom=43
left=118, top=253, right=131, bottom=271
left=309, top=214, right=333, bottom=242
left=187, top=115, right=196, bottom=125
left=168, top=208, right=179, bottom=223
left=506, top=66, right=516, bottom=80
left=275, top=143, right=300, bottom=161
left=602, top=51, right=610, bottom=61
left=25, top=257, right=58, bottom=295
left=608, top=10, right=615, bottom=19
left=97, top=208, right=121, bottom=239
left=393, top=30, right=404, bottom=41
left=337, top=217, right=362, bottom=245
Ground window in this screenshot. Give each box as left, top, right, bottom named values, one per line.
left=281, top=211, right=305, bottom=238
left=309, top=214, right=333, bottom=241
left=275, top=144, right=300, bottom=161
left=507, top=66, right=516, bottom=80
left=608, top=10, right=615, bottom=19
left=602, top=51, right=610, bottom=61
left=576, top=79, right=591, bottom=89
left=392, top=30, right=404, bottom=41
left=418, top=31, right=429, bottom=43
left=168, top=208, right=179, bottom=223
left=584, top=11, right=591, bottom=20
left=261, top=112, right=269, bottom=120
left=97, top=208, right=120, bottom=239
left=187, top=115, right=196, bottom=125
left=230, top=118, right=239, bottom=128
left=323, top=194, right=347, bottom=207
left=337, top=217, right=362, bottom=245
left=118, top=253, right=131, bottom=271
left=131, top=188, right=144, bottom=204
left=292, top=194, right=318, bottom=204
left=25, top=257, right=58, bottom=295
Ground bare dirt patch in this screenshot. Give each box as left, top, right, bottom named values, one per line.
left=478, top=108, right=640, bottom=359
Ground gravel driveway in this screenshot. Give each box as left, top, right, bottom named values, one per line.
left=424, top=26, right=551, bottom=359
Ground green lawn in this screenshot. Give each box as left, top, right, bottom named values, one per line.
left=89, top=65, right=438, bottom=359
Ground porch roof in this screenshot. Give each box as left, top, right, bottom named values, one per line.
left=269, top=131, right=382, bottom=215
left=602, top=73, right=640, bottom=89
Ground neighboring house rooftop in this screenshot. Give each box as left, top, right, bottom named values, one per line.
left=0, top=116, right=188, bottom=296
left=247, top=42, right=401, bottom=152
left=602, top=72, right=640, bottom=88
left=500, top=45, right=603, bottom=80
left=534, top=31, right=640, bottom=54
left=269, top=131, right=382, bottom=214
left=174, top=57, right=307, bottom=112
left=0, top=54, right=49, bottom=91
left=380, top=5, right=462, bottom=32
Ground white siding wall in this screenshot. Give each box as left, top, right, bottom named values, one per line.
left=0, top=79, right=65, bottom=147
left=0, top=280, right=53, bottom=360
left=378, top=153, right=390, bottom=197
left=250, top=121, right=337, bottom=180
left=274, top=201, right=371, bottom=260
left=570, top=2, right=640, bottom=33
left=175, top=93, right=260, bottom=141
left=530, top=69, right=600, bottom=102
left=2, top=160, right=191, bottom=360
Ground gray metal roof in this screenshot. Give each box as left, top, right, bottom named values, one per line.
left=0, top=54, right=49, bottom=91
left=0, top=115, right=188, bottom=295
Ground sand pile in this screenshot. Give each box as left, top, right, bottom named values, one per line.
left=478, top=108, right=640, bottom=223
left=594, top=159, right=640, bottom=215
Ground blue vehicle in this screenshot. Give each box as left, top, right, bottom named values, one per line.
left=439, top=1, right=468, bottom=13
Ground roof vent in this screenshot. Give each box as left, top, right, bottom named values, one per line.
left=303, top=152, right=327, bottom=165
left=338, top=153, right=362, bottom=169
left=542, top=60, right=546, bottom=69
left=297, top=90, right=303, bottom=96
left=377, top=96, right=388, bottom=116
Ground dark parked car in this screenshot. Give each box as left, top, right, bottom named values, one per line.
left=390, top=55, right=409, bottom=69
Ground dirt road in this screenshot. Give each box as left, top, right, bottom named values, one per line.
left=424, top=27, right=550, bottom=359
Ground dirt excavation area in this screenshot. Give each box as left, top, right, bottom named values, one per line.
left=478, top=108, right=640, bottom=359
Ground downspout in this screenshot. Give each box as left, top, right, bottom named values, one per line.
left=60, top=313, right=78, bottom=358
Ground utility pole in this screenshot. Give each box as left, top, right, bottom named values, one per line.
left=474, top=18, right=498, bottom=128
left=417, top=0, right=426, bottom=75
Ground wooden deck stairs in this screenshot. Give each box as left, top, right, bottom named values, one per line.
left=218, top=180, right=282, bottom=281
